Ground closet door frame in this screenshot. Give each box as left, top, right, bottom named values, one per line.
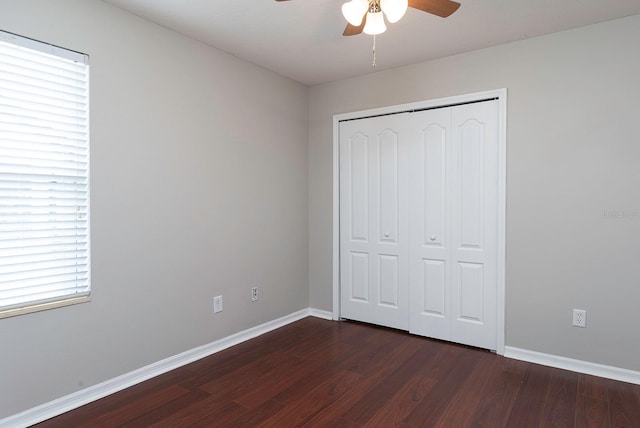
left=332, top=89, right=508, bottom=356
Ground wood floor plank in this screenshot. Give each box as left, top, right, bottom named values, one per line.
left=235, top=325, right=370, bottom=409
left=118, top=388, right=211, bottom=427
left=343, top=343, right=442, bottom=425
left=360, top=344, right=448, bottom=427
left=147, top=396, right=247, bottom=427
left=577, top=372, right=609, bottom=401
left=79, top=384, right=189, bottom=428
left=268, top=342, right=364, bottom=406
left=257, top=369, right=361, bottom=427
left=201, top=353, right=307, bottom=408
left=33, top=318, right=640, bottom=428
left=178, top=317, right=330, bottom=386
left=575, top=394, right=610, bottom=428
left=233, top=356, right=321, bottom=409
left=177, top=325, right=310, bottom=390
left=341, top=326, right=420, bottom=376
left=608, top=378, right=640, bottom=428
left=290, top=321, right=368, bottom=362
left=467, top=357, right=528, bottom=427
left=505, top=362, right=553, bottom=427
left=220, top=399, right=285, bottom=428
left=537, top=368, right=579, bottom=427
left=401, top=344, right=482, bottom=427
left=300, top=332, right=426, bottom=427
left=32, top=367, right=195, bottom=427
left=197, top=351, right=302, bottom=397
left=329, top=417, right=365, bottom=428
left=430, top=350, right=497, bottom=427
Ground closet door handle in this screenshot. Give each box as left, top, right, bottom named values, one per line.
left=430, top=235, right=436, bottom=241
left=384, top=232, right=390, bottom=238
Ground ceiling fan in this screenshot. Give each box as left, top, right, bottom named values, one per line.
left=275, top=0, right=461, bottom=37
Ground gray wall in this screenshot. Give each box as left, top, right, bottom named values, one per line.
left=0, top=0, right=308, bottom=418
left=309, top=14, right=640, bottom=372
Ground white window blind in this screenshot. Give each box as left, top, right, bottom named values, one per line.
left=0, top=31, right=90, bottom=317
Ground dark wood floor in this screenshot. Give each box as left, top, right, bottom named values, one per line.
left=35, top=317, right=640, bottom=427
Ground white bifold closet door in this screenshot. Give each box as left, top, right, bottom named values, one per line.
left=339, top=100, right=498, bottom=351
left=339, top=113, right=410, bottom=331
left=408, top=101, right=498, bottom=350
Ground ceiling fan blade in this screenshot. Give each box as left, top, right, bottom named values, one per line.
left=408, top=0, right=460, bottom=18
left=343, top=13, right=367, bottom=36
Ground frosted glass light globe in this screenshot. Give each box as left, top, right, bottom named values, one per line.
left=380, top=0, right=408, bottom=23
left=342, top=0, right=369, bottom=26
left=363, top=10, right=387, bottom=35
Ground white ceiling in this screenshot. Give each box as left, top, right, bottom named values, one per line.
left=102, top=0, right=640, bottom=85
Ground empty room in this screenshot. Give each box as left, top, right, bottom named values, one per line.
left=1, top=0, right=640, bottom=426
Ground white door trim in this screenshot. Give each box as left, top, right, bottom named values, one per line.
left=332, top=89, right=508, bottom=355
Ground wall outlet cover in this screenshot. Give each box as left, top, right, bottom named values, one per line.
left=214, top=295, right=223, bottom=313
left=572, top=309, right=586, bottom=328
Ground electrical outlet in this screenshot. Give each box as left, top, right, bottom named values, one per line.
left=251, top=287, right=259, bottom=302
left=213, top=295, right=223, bottom=313
left=572, top=309, right=586, bottom=328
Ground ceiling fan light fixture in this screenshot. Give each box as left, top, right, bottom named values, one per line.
left=380, top=0, right=408, bottom=23
left=363, top=10, right=387, bottom=35
left=341, top=0, right=368, bottom=26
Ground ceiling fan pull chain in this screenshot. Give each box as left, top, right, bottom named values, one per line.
left=372, top=34, right=377, bottom=67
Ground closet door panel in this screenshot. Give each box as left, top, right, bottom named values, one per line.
left=339, top=114, right=409, bottom=330
left=451, top=101, right=498, bottom=350
left=349, top=134, right=370, bottom=242
left=423, top=124, right=447, bottom=247
left=378, top=254, right=400, bottom=307
left=349, top=252, right=370, bottom=302
left=458, top=261, right=484, bottom=322
left=458, top=121, right=484, bottom=249
left=422, top=259, right=446, bottom=316
left=379, top=130, right=399, bottom=244
left=408, top=108, right=452, bottom=340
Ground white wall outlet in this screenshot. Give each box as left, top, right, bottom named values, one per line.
left=213, top=295, right=223, bottom=313
left=572, top=309, right=586, bottom=328
left=251, top=287, right=259, bottom=302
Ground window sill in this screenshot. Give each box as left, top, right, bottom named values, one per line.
left=0, top=295, right=91, bottom=319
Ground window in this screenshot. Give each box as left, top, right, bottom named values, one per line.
left=0, top=31, right=90, bottom=318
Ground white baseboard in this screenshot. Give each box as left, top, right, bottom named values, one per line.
left=0, top=308, right=331, bottom=428
left=308, top=308, right=333, bottom=320
left=505, top=346, right=640, bottom=385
